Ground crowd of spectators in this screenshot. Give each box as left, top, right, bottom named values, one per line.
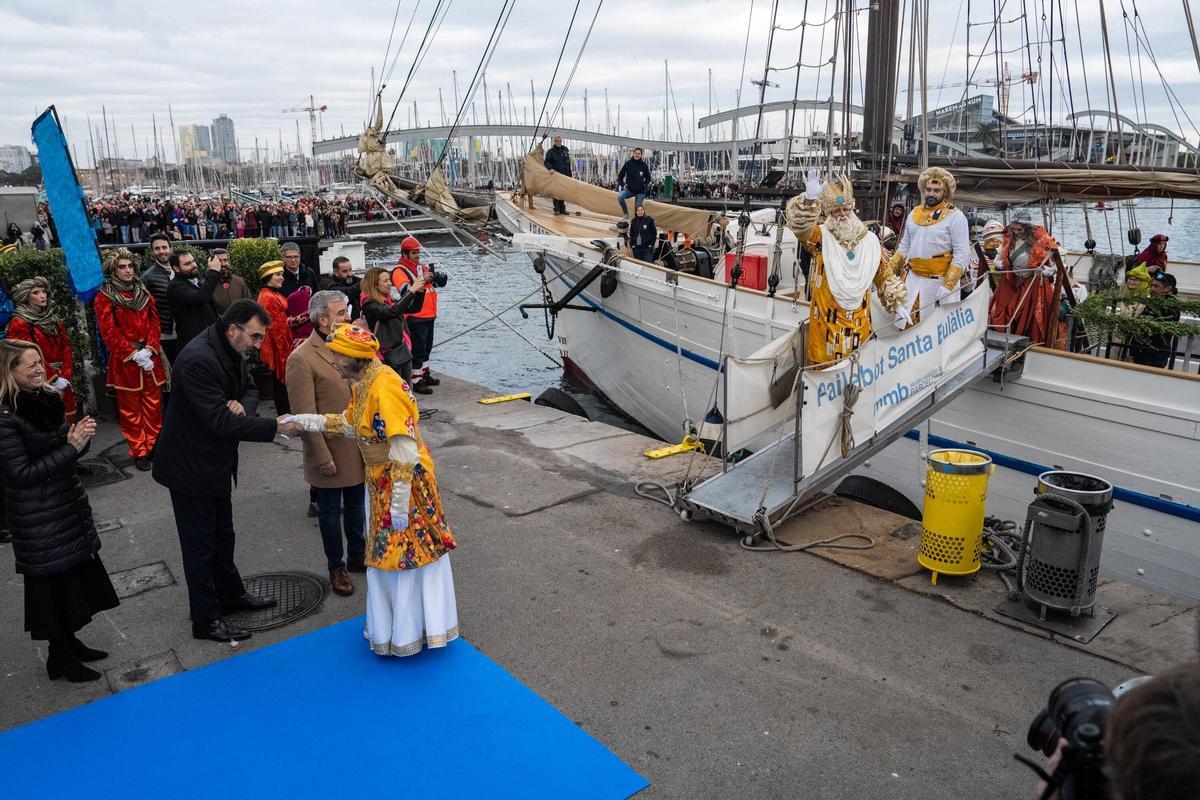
left=84, top=194, right=408, bottom=245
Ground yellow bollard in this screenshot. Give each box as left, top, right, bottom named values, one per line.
left=917, top=448, right=994, bottom=585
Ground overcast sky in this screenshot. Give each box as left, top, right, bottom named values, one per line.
left=3, top=0, right=1197, bottom=166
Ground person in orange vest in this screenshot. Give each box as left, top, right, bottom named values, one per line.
left=391, top=236, right=440, bottom=395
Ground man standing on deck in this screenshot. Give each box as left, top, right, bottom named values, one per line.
left=320, top=256, right=362, bottom=319
left=617, top=147, right=652, bottom=220
left=544, top=136, right=571, bottom=215
left=891, top=167, right=972, bottom=326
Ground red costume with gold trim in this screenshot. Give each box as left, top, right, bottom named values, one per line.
left=6, top=316, right=77, bottom=422
left=257, top=287, right=291, bottom=383
left=94, top=285, right=167, bottom=458
left=988, top=225, right=1065, bottom=348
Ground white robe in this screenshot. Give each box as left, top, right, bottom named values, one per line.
left=897, top=206, right=972, bottom=317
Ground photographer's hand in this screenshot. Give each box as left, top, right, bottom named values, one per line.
left=1034, top=739, right=1066, bottom=800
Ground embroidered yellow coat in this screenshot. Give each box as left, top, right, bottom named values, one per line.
left=785, top=197, right=905, bottom=367
left=324, top=361, right=455, bottom=570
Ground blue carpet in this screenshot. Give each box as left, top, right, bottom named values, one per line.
left=0, top=618, right=649, bottom=799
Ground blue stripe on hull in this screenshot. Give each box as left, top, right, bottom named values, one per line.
left=546, top=261, right=723, bottom=371
left=903, top=430, right=1200, bottom=523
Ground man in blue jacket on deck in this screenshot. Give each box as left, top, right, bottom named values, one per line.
left=617, top=147, right=652, bottom=220
left=544, top=135, right=571, bottom=215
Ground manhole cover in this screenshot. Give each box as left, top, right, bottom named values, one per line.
left=226, top=572, right=327, bottom=631
left=77, top=457, right=129, bottom=489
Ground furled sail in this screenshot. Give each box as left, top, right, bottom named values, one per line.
left=521, top=146, right=716, bottom=240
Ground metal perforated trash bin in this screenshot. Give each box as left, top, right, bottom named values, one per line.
left=1019, top=471, right=1114, bottom=617
left=918, top=449, right=994, bottom=584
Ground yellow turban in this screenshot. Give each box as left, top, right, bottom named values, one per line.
left=1125, top=265, right=1152, bottom=294
left=325, top=323, right=379, bottom=359
left=917, top=166, right=957, bottom=199
left=259, top=260, right=284, bottom=279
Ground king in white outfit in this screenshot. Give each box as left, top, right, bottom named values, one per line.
left=892, top=167, right=972, bottom=325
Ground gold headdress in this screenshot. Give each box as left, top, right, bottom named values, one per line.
left=917, top=166, right=956, bottom=199
left=818, top=173, right=856, bottom=212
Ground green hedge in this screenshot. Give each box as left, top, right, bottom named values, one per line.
left=228, top=238, right=282, bottom=295
left=0, top=248, right=92, bottom=399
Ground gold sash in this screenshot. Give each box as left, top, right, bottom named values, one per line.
left=907, top=252, right=953, bottom=278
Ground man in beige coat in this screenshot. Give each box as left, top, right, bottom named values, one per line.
left=286, top=289, right=365, bottom=596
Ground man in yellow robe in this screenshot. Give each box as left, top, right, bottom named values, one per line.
left=287, top=324, right=458, bottom=657
left=785, top=170, right=909, bottom=367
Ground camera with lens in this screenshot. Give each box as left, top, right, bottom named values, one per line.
left=1023, top=677, right=1115, bottom=800
left=429, top=267, right=449, bottom=288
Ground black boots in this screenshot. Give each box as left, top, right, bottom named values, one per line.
left=46, top=638, right=103, bottom=683
left=70, top=636, right=109, bottom=662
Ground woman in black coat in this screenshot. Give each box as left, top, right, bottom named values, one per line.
left=359, top=266, right=427, bottom=386
left=0, top=339, right=116, bottom=682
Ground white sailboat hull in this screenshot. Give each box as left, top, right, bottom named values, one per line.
left=497, top=197, right=1200, bottom=599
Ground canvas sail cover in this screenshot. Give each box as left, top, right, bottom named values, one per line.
left=421, top=166, right=490, bottom=223
left=522, top=147, right=716, bottom=239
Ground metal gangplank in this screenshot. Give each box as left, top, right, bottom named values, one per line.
left=680, top=330, right=1028, bottom=532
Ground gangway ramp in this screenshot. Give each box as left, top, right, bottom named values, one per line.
left=681, top=329, right=1026, bottom=531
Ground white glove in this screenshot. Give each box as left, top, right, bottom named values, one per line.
left=1040, top=263, right=1057, bottom=278
left=803, top=168, right=823, bottom=201
left=389, top=482, right=410, bottom=531
left=130, top=349, right=149, bottom=368
left=50, top=376, right=71, bottom=392
left=282, top=413, right=327, bottom=432
left=935, top=284, right=954, bottom=303
left=893, top=306, right=913, bottom=329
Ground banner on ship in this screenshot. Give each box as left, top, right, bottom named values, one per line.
left=799, top=286, right=990, bottom=477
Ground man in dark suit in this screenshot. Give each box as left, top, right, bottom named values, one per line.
left=152, top=300, right=303, bottom=642
left=280, top=241, right=318, bottom=297
left=543, top=135, right=571, bottom=215
left=166, top=251, right=221, bottom=348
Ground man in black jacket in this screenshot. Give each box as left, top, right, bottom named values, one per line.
left=166, top=251, right=221, bottom=348
left=319, top=256, right=361, bottom=319
left=141, top=234, right=178, bottom=366
left=617, top=147, right=653, bottom=220
left=153, top=300, right=302, bottom=642
left=544, top=135, right=571, bottom=215
left=280, top=241, right=318, bottom=297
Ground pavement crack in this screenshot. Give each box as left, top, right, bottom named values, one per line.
left=1147, top=606, right=1196, bottom=628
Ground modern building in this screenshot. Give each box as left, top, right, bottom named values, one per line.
left=0, top=144, right=34, bottom=173
left=178, top=124, right=212, bottom=162
left=211, top=114, right=237, bottom=163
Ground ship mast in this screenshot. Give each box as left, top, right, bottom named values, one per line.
left=860, top=0, right=903, bottom=221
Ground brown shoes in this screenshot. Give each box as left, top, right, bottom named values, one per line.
left=330, top=566, right=354, bottom=596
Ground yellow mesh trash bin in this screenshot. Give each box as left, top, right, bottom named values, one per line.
left=917, top=448, right=994, bottom=584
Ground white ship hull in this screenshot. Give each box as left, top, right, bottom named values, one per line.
left=497, top=196, right=1200, bottom=599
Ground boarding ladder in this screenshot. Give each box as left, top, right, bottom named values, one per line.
left=680, top=329, right=1027, bottom=531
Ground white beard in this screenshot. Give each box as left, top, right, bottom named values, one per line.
left=826, top=212, right=868, bottom=250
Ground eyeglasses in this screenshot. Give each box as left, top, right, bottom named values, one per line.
left=234, top=323, right=265, bottom=343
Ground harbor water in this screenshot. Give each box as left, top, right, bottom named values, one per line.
left=364, top=234, right=648, bottom=434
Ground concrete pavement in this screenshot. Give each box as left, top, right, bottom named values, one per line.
left=1, top=374, right=1194, bottom=799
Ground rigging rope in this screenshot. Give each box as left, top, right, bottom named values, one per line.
left=529, top=0, right=583, bottom=146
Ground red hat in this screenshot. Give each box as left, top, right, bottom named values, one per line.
left=1150, top=233, right=1169, bottom=243
left=400, top=235, right=421, bottom=252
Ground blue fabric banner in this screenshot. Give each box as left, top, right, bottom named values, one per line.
left=30, top=107, right=104, bottom=300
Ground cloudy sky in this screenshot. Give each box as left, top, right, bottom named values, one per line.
left=3, top=0, right=1197, bottom=165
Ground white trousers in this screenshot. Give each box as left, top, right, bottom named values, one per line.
left=364, top=555, right=459, bottom=657
left=904, top=272, right=960, bottom=321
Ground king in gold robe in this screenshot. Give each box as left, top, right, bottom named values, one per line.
left=785, top=172, right=908, bottom=367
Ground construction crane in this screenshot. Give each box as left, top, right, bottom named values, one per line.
left=909, top=63, right=1037, bottom=118
left=282, top=95, right=328, bottom=155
